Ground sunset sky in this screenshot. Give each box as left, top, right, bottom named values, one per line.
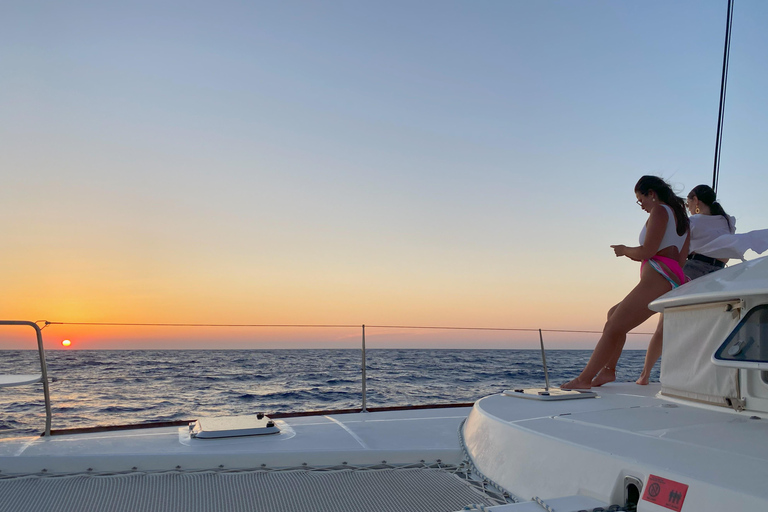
left=2, top=1, right=767, bottom=350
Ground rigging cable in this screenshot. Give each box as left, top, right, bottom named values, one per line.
left=712, top=0, right=734, bottom=195
left=41, top=320, right=652, bottom=335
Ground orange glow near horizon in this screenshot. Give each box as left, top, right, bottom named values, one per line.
left=8, top=315, right=656, bottom=351
left=0, top=253, right=658, bottom=350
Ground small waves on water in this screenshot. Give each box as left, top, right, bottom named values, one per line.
left=0, top=349, right=658, bottom=437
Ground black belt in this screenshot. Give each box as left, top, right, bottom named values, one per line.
left=687, top=253, right=725, bottom=268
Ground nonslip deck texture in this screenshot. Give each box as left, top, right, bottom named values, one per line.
left=0, top=468, right=496, bottom=512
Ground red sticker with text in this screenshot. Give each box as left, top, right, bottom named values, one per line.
left=642, top=474, right=688, bottom=511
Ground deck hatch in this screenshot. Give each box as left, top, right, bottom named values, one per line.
left=502, top=388, right=597, bottom=400
left=189, top=414, right=280, bottom=439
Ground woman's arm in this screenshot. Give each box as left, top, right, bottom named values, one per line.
left=611, top=205, right=668, bottom=261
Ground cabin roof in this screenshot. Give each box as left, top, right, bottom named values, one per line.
left=651, top=255, right=768, bottom=311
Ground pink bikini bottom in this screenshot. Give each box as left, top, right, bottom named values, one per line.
left=641, top=255, right=688, bottom=288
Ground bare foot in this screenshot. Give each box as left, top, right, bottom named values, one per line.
left=591, top=367, right=616, bottom=387
left=635, top=374, right=650, bottom=385
left=560, top=378, right=592, bottom=390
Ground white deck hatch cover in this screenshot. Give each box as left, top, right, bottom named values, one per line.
left=502, top=388, right=597, bottom=400
left=0, top=374, right=42, bottom=387
left=190, top=414, right=280, bottom=439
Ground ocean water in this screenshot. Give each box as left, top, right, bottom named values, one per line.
left=0, top=349, right=658, bottom=437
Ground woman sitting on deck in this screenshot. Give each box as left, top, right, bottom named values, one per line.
left=561, top=176, right=690, bottom=390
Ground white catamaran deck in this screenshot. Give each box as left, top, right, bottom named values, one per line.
left=0, top=407, right=472, bottom=475
left=4, top=381, right=768, bottom=511
left=1, top=407, right=508, bottom=512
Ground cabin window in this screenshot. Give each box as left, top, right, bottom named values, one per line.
left=712, top=304, right=768, bottom=376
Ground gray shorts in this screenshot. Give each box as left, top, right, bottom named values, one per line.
left=683, top=259, right=723, bottom=281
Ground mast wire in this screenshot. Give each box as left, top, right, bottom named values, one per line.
left=41, top=321, right=651, bottom=336
left=712, top=0, right=734, bottom=195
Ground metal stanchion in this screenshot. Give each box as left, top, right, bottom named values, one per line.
left=539, top=329, right=550, bottom=392
left=361, top=324, right=367, bottom=412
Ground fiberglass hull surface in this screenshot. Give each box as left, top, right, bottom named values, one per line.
left=463, top=382, right=768, bottom=511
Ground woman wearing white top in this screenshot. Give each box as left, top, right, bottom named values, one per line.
left=561, top=176, right=690, bottom=391
left=593, top=184, right=768, bottom=387
left=630, top=185, right=732, bottom=385
left=684, top=184, right=736, bottom=278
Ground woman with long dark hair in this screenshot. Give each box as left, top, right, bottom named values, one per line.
left=630, top=184, right=735, bottom=384
left=684, top=184, right=735, bottom=276
left=561, top=176, right=689, bottom=390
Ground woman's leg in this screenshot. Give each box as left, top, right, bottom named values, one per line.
left=591, top=304, right=624, bottom=387
left=636, top=314, right=663, bottom=385
left=561, top=267, right=672, bottom=390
